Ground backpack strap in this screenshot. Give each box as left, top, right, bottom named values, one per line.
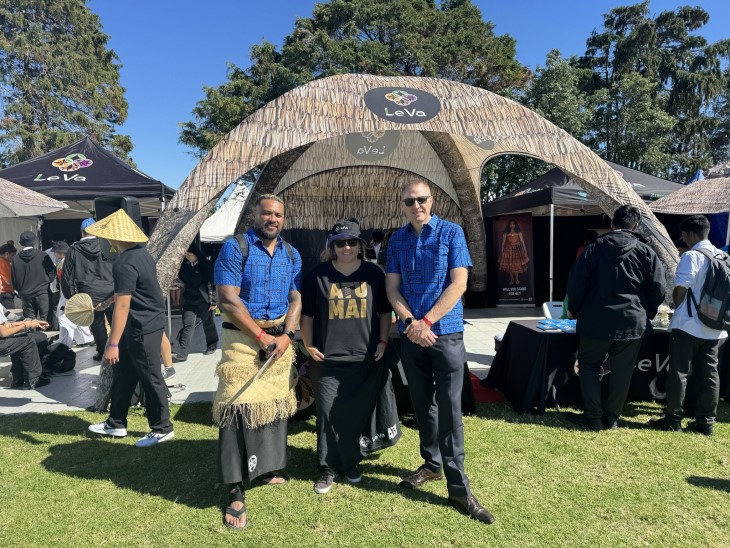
left=684, top=247, right=716, bottom=318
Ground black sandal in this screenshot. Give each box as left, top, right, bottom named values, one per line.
left=223, top=485, right=247, bottom=531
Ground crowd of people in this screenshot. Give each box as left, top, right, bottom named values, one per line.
left=1, top=182, right=727, bottom=532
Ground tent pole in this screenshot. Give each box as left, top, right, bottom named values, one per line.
left=160, top=193, right=172, bottom=337
left=726, top=212, right=729, bottom=246
left=549, top=204, right=554, bottom=301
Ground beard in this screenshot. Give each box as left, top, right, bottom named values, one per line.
left=254, top=223, right=281, bottom=241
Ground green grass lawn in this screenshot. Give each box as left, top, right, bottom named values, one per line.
left=0, top=401, right=728, bottom=547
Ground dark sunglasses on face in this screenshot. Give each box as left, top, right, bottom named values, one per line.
left=334, top=239, right=359, bottom=248
left=402, top=196, right=430, bottom=207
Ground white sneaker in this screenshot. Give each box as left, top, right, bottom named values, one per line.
left=135, top=430, right=175, bottom=448
left=88, top=422, right=127, bottom=437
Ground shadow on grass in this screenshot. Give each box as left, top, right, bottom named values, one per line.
left=0, top=412, right=92, bottom=444
left=687, top=476, right=730, bottom=493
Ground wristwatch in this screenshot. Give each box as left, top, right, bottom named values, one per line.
left=285, top=330, right=296, bottom=341
left=404, top=317, right=414, bottom=328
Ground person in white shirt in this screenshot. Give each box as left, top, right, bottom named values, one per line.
left=650, top=215, right=728, bottom=436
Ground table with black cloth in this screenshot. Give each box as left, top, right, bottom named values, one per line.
left=483, top=320, right=675, bottom=414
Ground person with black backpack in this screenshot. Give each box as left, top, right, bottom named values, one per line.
left=650, top=215, right=728, bottom=436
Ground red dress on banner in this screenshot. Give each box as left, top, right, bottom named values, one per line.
left=498, top=233, right=529, bottom=274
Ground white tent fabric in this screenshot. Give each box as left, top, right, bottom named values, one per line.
left=199, top=184, right=249, bottom=243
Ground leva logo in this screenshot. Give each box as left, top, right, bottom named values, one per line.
left=52, top=153, right=93, bottom=172
left=364, top=87, right=441, bottom=124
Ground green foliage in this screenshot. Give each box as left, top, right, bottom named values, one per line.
left=0, top=0, right=132, bottom=166
left=179, top=0, right=528, bottom=158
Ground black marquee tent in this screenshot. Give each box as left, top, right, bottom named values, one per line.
left=0, top=137, right=175, bottom=246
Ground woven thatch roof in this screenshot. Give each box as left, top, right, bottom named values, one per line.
left=148, top=74, right=678, bottom=294
left=649, top=177, right=730, bottom=214
left=0, top=177, right=68, bottom=217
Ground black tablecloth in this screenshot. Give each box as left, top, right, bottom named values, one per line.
left=483, top=320, right=674, bottom=414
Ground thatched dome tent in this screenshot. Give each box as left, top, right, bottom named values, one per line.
left=148, top=74, right=678, bottom=299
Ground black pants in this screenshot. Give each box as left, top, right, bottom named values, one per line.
left=665, top=329, right=725, bottom=426
left=218, top=414, right=288, bottom=484
left=176, top=304, right=218, bottom=359
left=90, top=308, right=114, bottom=350
left=400, top=332, right=470, bottom=498
left=577, top=336, right=642, bottom=422
left=48, top=290, right=60, bottom=331
left=107, top=328, right=173, bottom=434
left=0, top=292, right=15, bottom=310
left=0, top=331, right=42, bottom=384
left=21, top=292, right=49, bottom=322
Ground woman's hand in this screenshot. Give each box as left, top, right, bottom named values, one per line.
left=104, top=345, right=120, bottom=365
left=305, top=344, right=325, bottom=362
left=374, top=341, right=387, bottom=361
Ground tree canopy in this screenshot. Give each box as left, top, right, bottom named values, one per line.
left=0, top=0, right=132, bottom=166
left=179, top=0, right=528, bottom=157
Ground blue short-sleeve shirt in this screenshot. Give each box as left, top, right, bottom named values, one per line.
left=214, top=228, right=302, bottom=320
left=386, top=215, right=472, bottom=334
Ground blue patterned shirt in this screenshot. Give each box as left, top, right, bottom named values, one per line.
left=214, top=228, right=302, bottom=320
left=386, top=215, right=472, bottom=335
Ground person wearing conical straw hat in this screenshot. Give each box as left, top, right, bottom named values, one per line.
left=213, top=193, right=302, bottom=530
left=84, top=209, right=174, bottom=448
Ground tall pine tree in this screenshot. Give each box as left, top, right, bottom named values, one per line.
left=0, top=0, right=131, bottom=165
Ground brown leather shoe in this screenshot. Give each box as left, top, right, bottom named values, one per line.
left=397, top=466, right=442, bottom=489
left=449, top=494, right=495, bottom=524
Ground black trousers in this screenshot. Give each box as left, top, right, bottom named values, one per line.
left=176, top=303, right=218, bottom=359
left=0, top=331, right=42, bottom=383
left=218, top=414, right=288, bottom=485
left=107, top=328, right=173, bottom=434
left=21, top=292, right=49, bottom=322
left=48, top=290, right=60, bottom=331
left=577, top=336, right=642, bottom=422
left=665, top=329, right=725, bottom=426
left=90, top=308, right=114, bottom=350
left=0, top=292, right=15, bottom=310
left=400, top=332, right=470, bottom=498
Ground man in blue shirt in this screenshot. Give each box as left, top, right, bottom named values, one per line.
left=386, top=180, right=494, bottom=524
left=214, top=193, right=302, bottom=530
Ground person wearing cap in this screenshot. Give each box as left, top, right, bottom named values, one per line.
left=11, top=231, right=56, bottom=323
left=172, top=243, right=219, bottom=363
left=84, top=210, right=174, bottom=448
left=385, top=179, right=494, bottom=524
left=214, top=193, right=302, bottom=530
left=61, top=217, right=115, bottom=360
left=300, top=218, right=398, bottom=495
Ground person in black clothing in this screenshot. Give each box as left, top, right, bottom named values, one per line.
left=61, top=218, right=115, bottom=361
left=566, top=205, right=666, bottom=431
left=300, top=219, right=396, bottom=495
left=173, top=243, right=218, bottom=362
left=0, top=306, right=50, bottom=389
left=85, top=210, right=174, bottom=448
left=11, top=231, right=55, bottom=322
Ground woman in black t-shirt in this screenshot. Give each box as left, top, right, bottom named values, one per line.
left=301, top=219, right=395, bottom=494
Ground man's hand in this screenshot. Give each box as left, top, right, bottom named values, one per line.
left=405, top=319, right=438, bottom=347
left=259, top=332, right=290, bottom=361
left=104, top=345, right=120, bottom=365
left=33, top=320, right=49, bottom=330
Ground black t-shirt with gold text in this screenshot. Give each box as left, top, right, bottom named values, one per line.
left=301, top=261, right=391, bottom=362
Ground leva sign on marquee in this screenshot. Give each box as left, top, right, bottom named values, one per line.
left=364, top=87, right=441, bottom=124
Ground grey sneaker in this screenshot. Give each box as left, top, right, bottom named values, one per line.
left=314, top=473, right=335, bottom=494
left=88, top=421, right=127, bottom=437
left=162, top=366, right=176, bottom=380
left=135, top=430, right=175, bottom=448
left=344, top=467, right=362, bottom=484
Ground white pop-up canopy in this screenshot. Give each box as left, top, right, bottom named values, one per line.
left=199, top=183, right=249, bottom=243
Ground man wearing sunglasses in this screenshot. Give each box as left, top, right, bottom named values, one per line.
left=385, top=180, right=494, bottom=524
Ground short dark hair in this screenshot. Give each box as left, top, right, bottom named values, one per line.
left=679, top=215, right=710, bottom=239
left=372, top=230, right=384, bottom=243
left=612, top=205, right=641, bottom=229
left=0, top=240, right=16, bottom=255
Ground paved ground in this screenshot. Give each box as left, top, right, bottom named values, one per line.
left=0, top=307, right=542, bottom=415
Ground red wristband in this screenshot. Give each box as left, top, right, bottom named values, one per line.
left=256, top=330, right=265, bottom=340
left=378, top=339, right=388, bottom=346
left=422, top=317, right=433, bottom=327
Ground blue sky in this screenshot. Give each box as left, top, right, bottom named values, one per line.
left=88, top=0, right=730, bottom=189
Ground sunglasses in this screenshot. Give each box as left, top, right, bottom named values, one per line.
left=334, top=239, right=360, bottom=248
left=402, top=196, right=431, bottom=207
